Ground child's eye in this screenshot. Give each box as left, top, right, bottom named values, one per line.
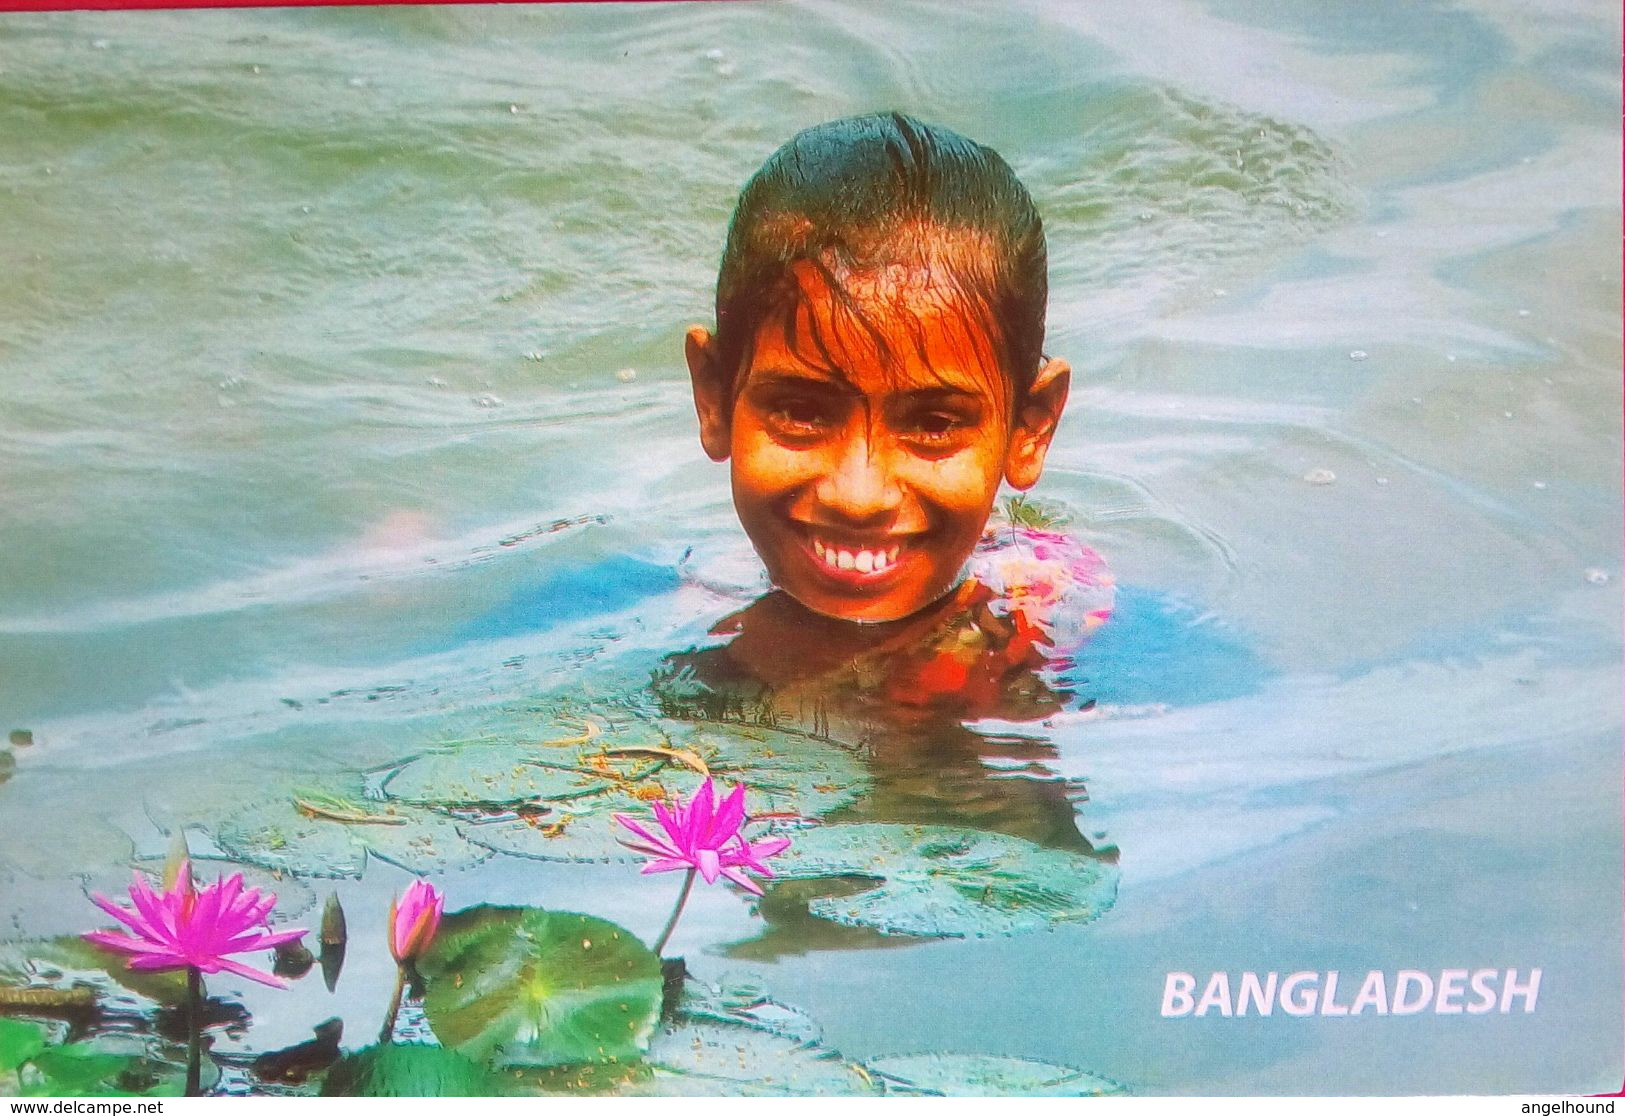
left=902, top=408, right=975, bottom=445
left=915, top=411, right=962, bottom=436
left=764, top=395, right=834, bottom=435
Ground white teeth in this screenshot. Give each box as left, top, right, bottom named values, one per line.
left=812, top=538, right=902, bottom=574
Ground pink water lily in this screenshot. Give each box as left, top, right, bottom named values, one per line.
left=614, top=778, right=790, bottom=896
left=84, top=860, right=306, bottom=989
left=388, top=878, right=443, bottom=964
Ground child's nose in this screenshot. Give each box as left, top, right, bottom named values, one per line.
left=815, top=433, right=903, bottom=523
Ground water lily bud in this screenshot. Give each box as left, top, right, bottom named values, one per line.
left=388, top=879, right=444, bottom=964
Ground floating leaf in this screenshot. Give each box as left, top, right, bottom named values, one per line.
left=292, top=791, right=407, bottom=826
left=672, top=721, right=868, bottom=819
left=864, top=1053, right=1128, bottom=1096
left=212, top=794, right=488, bottom=878
left=320, top=1043, right=506, bottom=1098
left=1, top=936, right=189, bottom=1007
left=448, top=721, right=867, bottom=864
left=417, top=906, right=661, bottom=1069
left=25, top=1044, right=134, bottom=1096
left=674, top=975, right=821, bottom=1044
left=766, top=824, right=1118, bottom=938
left=0, top=1017, right=47, bottom=1075
left=504, top=1058, right=652, bottom=1096
left=384, top=743, right=618, bottom=812
left=643, top=1019, right=878, bottom=1096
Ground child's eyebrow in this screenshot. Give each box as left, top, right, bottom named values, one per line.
left=745, top=368, right=860, bottom=394
left=747, top=370, right=987, bottom=402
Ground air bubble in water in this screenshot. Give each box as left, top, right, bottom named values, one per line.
left=1584, top=568, right=1609, bottom=586
left=1349, top=350, right=1368, bottom=362
left=616, top=368, right=637, bottom=383
left=1304, top=468, right=1336, bottom=486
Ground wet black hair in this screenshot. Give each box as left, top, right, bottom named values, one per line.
left=713, top=112, right=1049, bottom=411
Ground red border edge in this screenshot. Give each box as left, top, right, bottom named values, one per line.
left=0, top=0, right=655, bottom=10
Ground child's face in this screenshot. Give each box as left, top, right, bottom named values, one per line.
left=689, top=264, right=1069, bottom=624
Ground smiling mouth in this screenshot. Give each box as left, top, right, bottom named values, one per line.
left=809, top=537, right=903, bottom=576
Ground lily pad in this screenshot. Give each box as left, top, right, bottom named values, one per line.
left=0, top=936, right=189, bottom=1007
left=23, top=1044, right=137, bottom=1097
left=864, top=1053, right=1128, bottom=1096
left=674, top=975, right=821, bottom=1044
left=643, top=1019, right=878, bottom=1097
left=211, top=792, right=489, bottom=878
left=382, top=743, right=619, bottom=810
left=767, top=824, right=1118, bottom=938
left=0, top=1018, right=47, bottom=1075
left=320, top=1043, right=507, bottom=1098
left=417, top=906, right=661, bottom=1069
left=0, top=1015, right=199, bottom=1097
left=446, top=721, right=867, bottom=864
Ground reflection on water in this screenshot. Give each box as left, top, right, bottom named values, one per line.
left=0, top=0, right=1619, bottom=1096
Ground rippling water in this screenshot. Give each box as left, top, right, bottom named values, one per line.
left=0, top=0, right=1619, bottom=1095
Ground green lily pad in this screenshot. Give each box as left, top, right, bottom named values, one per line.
left=675, top=975, right=821, bottom=1044
left=211, top=791, right=489, bottom=878
left=448, top=721, right=867, bottom=864
left=508, top=977, right=867, bottom=1097
left=669, top=721, right=868, bottom=819
left=0, top=1021, right=195, bottom=1098
left=0, top=936, right=189, bottom=1007
left=417, top=906, right=661, bottom=1069
left=644, top=1019, right=878, bottom=1096
left=320, top=1043, right=508, bottom=1097
left=767, top=824, right=1118, bottom=938
left=384, top=744, right=618, bottom=809
left=507, top=1060, right=655, bottom=1096
left=0, top=1018, right=47, bottom=1075
left=864, top=1053, right=1128, bottom=1096
left=24, top=1044, right=135, bottom=1096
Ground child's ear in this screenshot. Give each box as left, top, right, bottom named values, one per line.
left=1003, top=357, right=1070, bottom=490
left=685, top=325, right=732, bottom=462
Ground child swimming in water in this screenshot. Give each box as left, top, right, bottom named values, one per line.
left=686, top=111, right=1076, bottom=626
left=678, top=113, right=1112, bottom=725
left=675, top=113, right=1114, bottom=722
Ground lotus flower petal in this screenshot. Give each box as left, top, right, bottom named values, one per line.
left=84, top=859, right=305, bottom=985
left=389, top=879, right=444, bottom=963
left=613, top=780, right=789, bottom=892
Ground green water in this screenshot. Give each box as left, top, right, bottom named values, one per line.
left=0, top=0, right=1619, bottom=1095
